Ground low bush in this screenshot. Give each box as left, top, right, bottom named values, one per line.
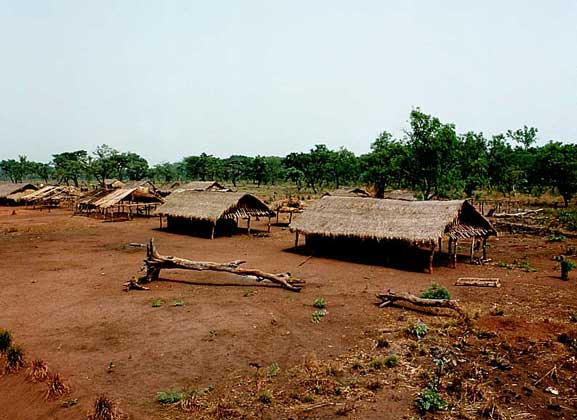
left=415, top=385, right=447, bottom=413
left=0, top=329, right=12, bottom=353
left=420, top=283, right=451, bottom=300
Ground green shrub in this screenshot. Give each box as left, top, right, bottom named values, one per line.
left=561, top=258, right=576, bottom=272
left=172, top=299, right=185, bottom=307
left=157, top=389, right=184, bottom=404
left=420, top=283, right=451, bottom=300
left=409, top=321, right=429, bottom=340
left=313, top=297, right=326, bottom=309
left=549, top=233, right=566, bottom=242
left=558, top=210, right=577, bottom=231
left=311, top=309, right=327, bottom=324
left=415, top=385, right=447, bottom=413
left=151, top=299, right=164, bottom=308
left=384, top=354, right=400, bottom=368
left=0, top=329, right=12, bottom=353
left=267, top=362, right=280, bottom=377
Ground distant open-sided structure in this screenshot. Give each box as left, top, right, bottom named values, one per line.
left=290, top=197, right=496, bottom=272
left=19, top=185, right=81, bottom=208
left=0, top=183, right=39, bottom=205
left=155, top=191, right=274, bottom=239
left=75, top=184, right=164, bottom=220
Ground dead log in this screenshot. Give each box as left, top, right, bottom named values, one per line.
left=493, top=209, right=543, bottom=218
left=376, top=290, right=464, bottom=316
left=125, top=239, right=304, bottom=292
left=455, top=277, right=501, bottom=287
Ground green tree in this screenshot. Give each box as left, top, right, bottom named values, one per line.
left=90, top=144, right=119, bottom=187
left=458, top=132, right=489, bottom=197
left=534, top=142, right=577, bottom=207
left=52, top=150, right=89, bottom=186
left=0, top=156, right=32, bottom=183
left=328, top=147, right=359, bottom=189
left=406, top=110, right=461, bottom=199
left=360, top=131, right=408, bottom=197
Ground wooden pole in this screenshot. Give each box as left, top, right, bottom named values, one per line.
left=428, top=243, right=435, bottom=274
left=246, top=216, right=251, bottom=235
left=267, top=215, right=271, bottom=233
left=452, top=239, right=458, bottom=268
left=159, top=215, right=163, bottom=229
left=289, top=211, right=293, bottom=224
left=438, top=238, right=442, bottom=254
left=482, top=237, right=487, bottom=260
left=447, top=238, right=453, bottom=266
left=276, top=210, right=279, bottom=224
left=469, top=238, right=475, bottom=263
left=210, top=222, right=215, bottom=240
left=295, top=231, right=299, bottom=248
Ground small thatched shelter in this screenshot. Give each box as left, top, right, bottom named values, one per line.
left=290, top=197, right=496, bottom=272
left=0, top=183, right=38, bottom=204
left=155, top=191, right=274, bottom=239
left=75, top=185, right=163, bottom=220
left=323, top=188, right=372, bottom=198
left=18, top=185, right=81, bottom=208
left=381, top=189, right=418, bottom=201
left=174, top=181, right=231, bottom=193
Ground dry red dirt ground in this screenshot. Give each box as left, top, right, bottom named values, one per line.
left=1, top=207, right=576, bottom=419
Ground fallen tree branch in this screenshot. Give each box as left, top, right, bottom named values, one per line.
left=376, top=290, right=464, bottom=316
left=493, top=209, right=543, bottom=218
left=125, top=239, right=304, bottom=292
left=455, top=277, right=501, bottom=288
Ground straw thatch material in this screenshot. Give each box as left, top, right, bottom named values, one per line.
left=16, top=185, right=81, bottom=204
left=155, top=191, right=273, bottom=223
left=0, top=183, right=38, bottom=199
left=324, top=188, right=372, bottom=198
left=92, top=186, right=163, bottom=209
left=290, top=197, right=496, bottom=244
left=174, top=181, right=230, bottom=193
left=382, top=189, right=418, bottom=201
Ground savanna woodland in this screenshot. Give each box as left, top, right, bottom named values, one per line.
left=2, top=108, right=577, bottom=420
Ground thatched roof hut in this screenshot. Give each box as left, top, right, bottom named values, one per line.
left=291, top=197, right=494, bottom=243
left=91, top=186, right=163, bottom=209
left=0, top=183, right=38, bottom=200
left=381, top=189, right=418, bottom=201
left=323, top=188, right=372, bottom=198
left=155, top=191, right=273, bottom=238
left=17, top=185, right=81, bottom=207
left=290, top=197, right=496, bottom=271
left=174, top=181, right=231, bottom=193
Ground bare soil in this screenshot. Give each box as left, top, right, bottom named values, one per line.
left=0, top=207, right=576, bottom=419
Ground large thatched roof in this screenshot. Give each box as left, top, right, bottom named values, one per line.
left=290, top=197, right=496, bottom=243
left=0, top=183, right=38, bottom=198
left=155, top=191, right=273, bottom=223
left=15, top=185, right=80, bottom=203
left=91, top=186, right=164, bottom=209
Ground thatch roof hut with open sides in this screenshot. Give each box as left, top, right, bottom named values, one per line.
left=290, top=197, right=496, bottom=273
left=0, top=183, right=38, bottom=205
left=155, top=191, right=274, bottom=239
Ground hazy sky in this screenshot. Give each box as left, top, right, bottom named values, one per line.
left=1, top=1, right=576, bottom=164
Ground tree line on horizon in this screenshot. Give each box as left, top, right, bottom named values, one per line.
left=1, top=109, right=577, bottom=206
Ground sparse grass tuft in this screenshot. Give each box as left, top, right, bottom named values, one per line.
left=5, top=345, right=25, bottom=373
left=87, top=395, right=122, bottom=420
left=44, top=373, right=70, bottom=400
left=549, top=233, right=566, bottom=242
left=26, top=359, right=49, bottom=383
left=0, top=329, right=12, bottom=353
left=384, top=354, right=400, bottom=368
left=420, top=283, right=451, bottom=300
left=258, top=390, right=273, bottom=405
left=172, top=299, right=185, bottom=307
left=267, top=362, right=280, bottom=377
left=375, top=335, right=389, bottom=348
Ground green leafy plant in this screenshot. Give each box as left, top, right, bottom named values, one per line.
left=420, top=283, right=451, bottom=300
left=151, top=299, right=164, bottom=308
left=157, top=389, right=184, bottom=404
left=549, top=233, right=566, bottom=242
left=311, top=309, right=327, bottom=324
left=375, top=335, right=389, bottom=348
left=558, top=210, right=577, bottom=231
left=172, top=299, right=185, bottom=307
left=561, top=258, right=576, bottom=280
left=0, top=329, right=12, bottom=353
left=313, top=297, right=326, bottom=309
left=516, top=260, right=538, bottom=272
left=409, top=321, right=429, bottom=340
left=267, top=362, right=280, bottom=377
left=415, top=385, right=447, bottom=413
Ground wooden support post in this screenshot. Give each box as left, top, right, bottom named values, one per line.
left=428, top=243, right=435, bottom=274
left=447, top=238, right=453, bottom=266
left=452, top=239, right=458, bottom=268
left=438, top=238, right=442, bottom=254
left=289, top=211, right=293, bottom=224
left=267, top=215, right=271, bottom=233
left=469, top=238, right=476, bottom=263
left=210, top=222, right=215, bottom=240
left=247, top=216, right=251, bottom=235
left=482, top=237, right=487, bottom=260
left=295, top=231, right=300, bottom=248
left=276, top=210, right=279, bottom=224
left=159, top=215, right=163, bottom=229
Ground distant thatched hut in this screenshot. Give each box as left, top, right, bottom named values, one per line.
left=155, top=191, right=274, bottom=239
left=290, top=197, right=496, bottom=272
left=0, top=183, right=38, bottom=205
left=323, top=188, right=372, bottom=198
left=19, top=185, right=81, bottom=208
left=174, top=181, right=231, bottom=193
